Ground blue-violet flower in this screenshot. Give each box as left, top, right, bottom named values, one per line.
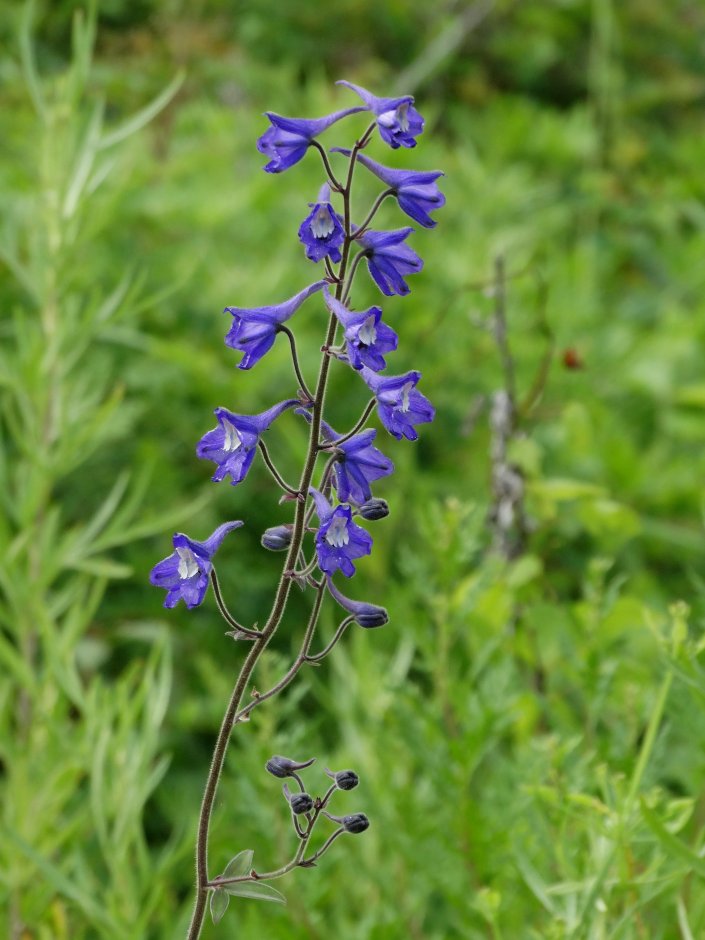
left=196, top=399, right=300, bottom=485
left=323, top=287, right=398, bottom=371
left=337, top=81, right=423, bottom=149
left=360, top=366, right=435, bottom=441
left=356, top=228, right=423, bottom=297
left=340, top=150, right=444, bottom=228
left=309, top=488, right=372, bottom=578
left=298, top=183, right=345, bottom=263
left=224, top=280, right=326, bottom=369
left=326, top=576, right=388, bottom=628
left=257, top=106, right=366, bottom=173
left=150, top=521, right=243, bottom=609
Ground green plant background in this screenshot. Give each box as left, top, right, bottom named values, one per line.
left=1, top=1, right=705, bottom=937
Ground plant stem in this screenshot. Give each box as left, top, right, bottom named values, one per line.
left=333, top=398, right=376, bottom=446
left=306, top=616, right=354, bottom=663
left=257, top=439, right=298, bottom=495
left=210, top=570, right=262, bottom=638
left=185, top=127, right=369, bottom=940
left=353, top=187, right=393, bottom=239
left=277, top=324, right=314, bottom=402
left=310, top=139, right=343, bottom=191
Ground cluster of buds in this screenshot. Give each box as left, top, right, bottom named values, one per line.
left=267, top=755, right=369, bottom=843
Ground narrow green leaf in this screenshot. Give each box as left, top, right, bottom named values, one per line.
left=223, top=880, right=287, bottom=904
left=223, top=849, right=254, bottom=879
left=210, top=887, right=230, bottom=924
left=98, top=72, right=184, bottom=150
left=640, top=799, right=705, bottom=880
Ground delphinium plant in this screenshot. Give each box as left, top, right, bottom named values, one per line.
left=150, top=80, right=444, bottom=938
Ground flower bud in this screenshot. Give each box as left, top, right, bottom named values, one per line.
left=261, top=524, right=294, bottom=551
left=283, top=783, right=314, bottom=815
left=358, top=497, right=389, bottom=521
left=265, top=755, right=315, bottom=778
left=341, top=813, right=369, bottom=834
left=325, top=767, right=359, bottom=790
left=353, top=604, right=388, bottom=629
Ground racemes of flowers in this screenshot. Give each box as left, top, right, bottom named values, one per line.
left=150, top=80, right=443, bottom=939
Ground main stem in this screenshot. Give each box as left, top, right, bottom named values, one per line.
left=185, top=133, right=366, bottom=939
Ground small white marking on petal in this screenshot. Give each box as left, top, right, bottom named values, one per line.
left=400, top=381, right=413, bottom=413
left=358, top=315, right=377, bottom=347
left=222, top=418, right=243, bottom=453
left=311, top=205, right=334, bottom=239
left=377, top=109, right=397, bottom=129
left=177, top=547, right=199, bottom=579
left=325, top=515, right=350, bottom=548
left=396, top=103, right=409, bottom=132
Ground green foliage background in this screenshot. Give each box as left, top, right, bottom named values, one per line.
left=1, top=1, right=705, bottom=937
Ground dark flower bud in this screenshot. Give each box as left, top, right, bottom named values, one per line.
left=265, top=755, right=315, bottom=778
left=261, top=524, right=294, bottom=551
left=341, top=813, right=370, bottom=834
left=358, top=498, right=389, bottom=521
left=323, top=810, right=369, bottom=833
left=325, top=767, right=359, bottom=791
left=283, top=783, right=314, bottom=815
left=353, top=604, right=388, bottom=629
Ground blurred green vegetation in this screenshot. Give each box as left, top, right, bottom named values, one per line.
left=1, top=0, right=705, bottom=938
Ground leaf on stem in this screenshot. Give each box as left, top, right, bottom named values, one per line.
left=210, top=887, right=230, bottom=924
left=222, top=880, right=287, bottom=904
left=222, top=849, right=254, bottom=879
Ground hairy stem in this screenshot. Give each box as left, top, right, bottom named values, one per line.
left=277, top=323, right=314, bottom=402
left=186, top=127, right=369, bottom=940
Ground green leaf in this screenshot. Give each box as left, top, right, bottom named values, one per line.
left=210, top=887, right=230, bottom=924
left=223, top=849, right=254, bottom=879
left=98, top=72, right=185, bottom=150
left=640, top=799, right=705, bottom=880
left=223, top=880, right=287, bottom=904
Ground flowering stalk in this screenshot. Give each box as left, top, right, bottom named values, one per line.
left=149, top=81, right=443, bottom=938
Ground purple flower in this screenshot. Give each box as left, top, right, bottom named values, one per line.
left=323, top=287, right=398, bottom=371
left=309, top=487, right=372, bottom=578
left=196, top=399, right=300, bottom=485
left=338, top=151, right=444, bottom=229
left=224, top=280, right=326, bottom=369
left=356, top=228, right=423, bottom=297
left=326, top=576, right=388, bottom=628
left=337, top=81, right=423, bottom=149
left=257, top=106, right=366, bottom=173
left=298, top=183, right=345, bottom=263
left=150, top=521, right=243, bottom=609
left=361, top=366, right=435, bottom=441
left=297, top=410, right=393, bottom=504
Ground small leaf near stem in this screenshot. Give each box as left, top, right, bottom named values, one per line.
left=276, top=324, right=314, bottom=403
left=257, top=439, right=299, bottom=496
left=306, top=616, right=355, bottom=663
left=211, top=570, right=263, bottom=639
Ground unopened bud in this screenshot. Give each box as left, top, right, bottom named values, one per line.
left=353, top=604, right=388, bottom=629
left=341, top=813, right=369, bottom=834
left=283, top=783, right=314, bottom=815
left=265, top=755, right=315, bottom=778
left=261, top=524, right=293, bottom=551
left=358, top=498, right=389, bottom=521
left=325, top=767, right=359, bottom=791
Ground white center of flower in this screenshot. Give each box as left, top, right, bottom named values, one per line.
left=325, top=515, right=350, bottom=548
left=177, top=546, right=199, bottom=580
left=222, top=418, right=243, bottom=453
left=311, top=205, right=334, bottom=239
left=396, top=103, right=409, bottom=132
left=358, top=315, right=377, bottom=347
left=400, top=381, right=413, bottom=413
